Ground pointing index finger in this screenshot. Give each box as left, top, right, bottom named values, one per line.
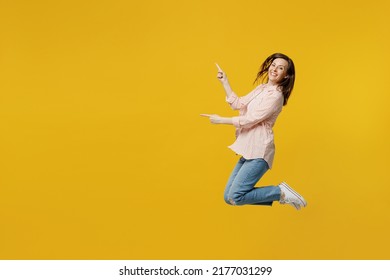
left=215, top=63, right=223, bottom=72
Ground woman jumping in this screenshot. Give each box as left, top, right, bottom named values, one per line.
left=201, top=53, right=307, bottom=210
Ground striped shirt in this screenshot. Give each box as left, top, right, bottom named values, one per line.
left=226, top=83, right=284, bottom=169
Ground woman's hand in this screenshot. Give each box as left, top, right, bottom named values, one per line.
left=200, top=114, right=221, bottom=124
left=200, top=114, right=232, bottom=125
left=215, top=63, right=234, bottom=98
left=216, top=63, right=228, bottom=84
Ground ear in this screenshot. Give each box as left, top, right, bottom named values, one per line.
left=284, top=76, right=289, bottom=79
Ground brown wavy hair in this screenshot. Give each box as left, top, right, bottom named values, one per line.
left=253, top=53, right=295, bottom=106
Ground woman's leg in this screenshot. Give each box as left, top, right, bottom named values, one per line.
left=223, top=157, right=245, bottom=205
left=226, top=158, right=281, bottom=206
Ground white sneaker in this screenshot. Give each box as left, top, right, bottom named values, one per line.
left=279, top=182, right=307, bottom=210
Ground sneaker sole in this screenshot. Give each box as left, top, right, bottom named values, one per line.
left=281, top=182, right=307, bottom=207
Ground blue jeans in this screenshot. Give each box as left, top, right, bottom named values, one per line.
left=224, top=157, right=281, bottom=206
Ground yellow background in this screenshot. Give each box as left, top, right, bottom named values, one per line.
left=1, top=0, right=389, bottom=259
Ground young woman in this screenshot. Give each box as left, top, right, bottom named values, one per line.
left=201, top=53, right=307, bottom=210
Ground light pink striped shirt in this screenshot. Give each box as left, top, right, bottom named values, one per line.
left=226, top=83, right=284, bottom=169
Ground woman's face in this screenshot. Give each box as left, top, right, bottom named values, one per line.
left=268, top=58, right=288, bottom=85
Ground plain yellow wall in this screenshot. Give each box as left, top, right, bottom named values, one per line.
left=1, top=0, right=389, bottom=259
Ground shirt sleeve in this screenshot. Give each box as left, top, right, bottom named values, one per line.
left=231, top=92, right=283, bottom=129
left=226, top=85, right=263, bottom=110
